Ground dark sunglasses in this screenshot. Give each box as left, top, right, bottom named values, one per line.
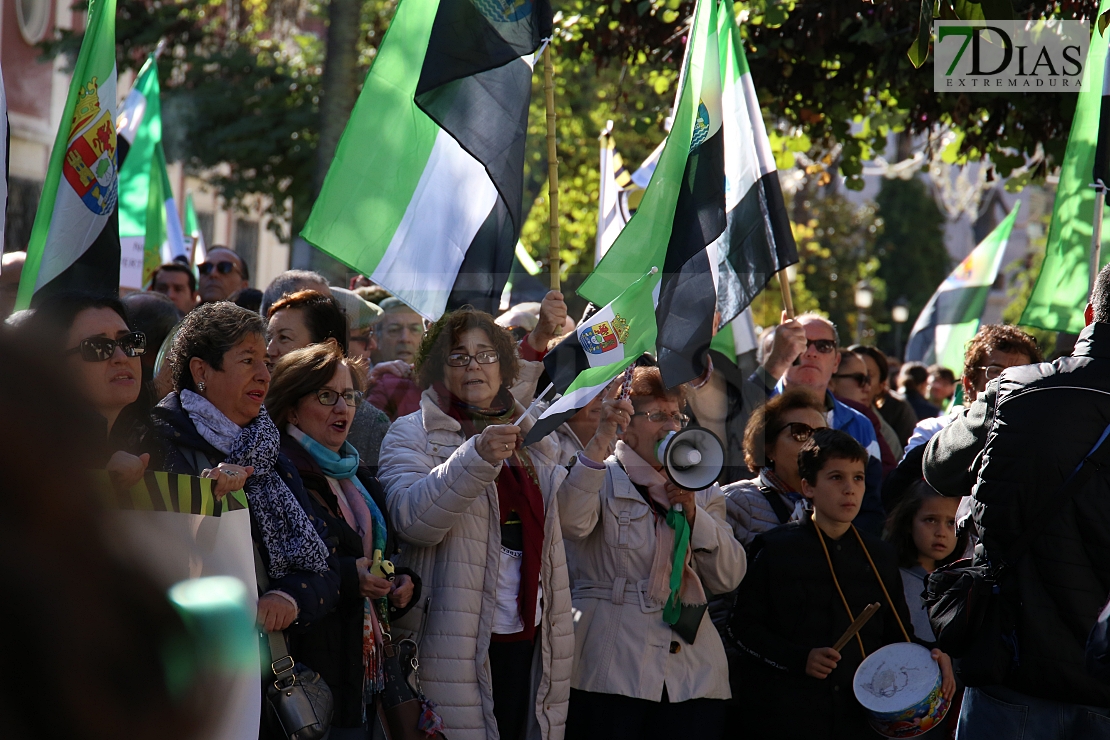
left=198, top=260, right=240, bottom=276
left=772, top=421, right=818, bottom=443
left=806, top=339, right=837, bottom=354
left=833, top=372, right=872, bottom=387
left=314, top=389, right=363, bottom=407
left=64, top=332, right=147, bottom=362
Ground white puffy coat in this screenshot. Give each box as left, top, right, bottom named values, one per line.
left=378, top=387, right=605, bottom=740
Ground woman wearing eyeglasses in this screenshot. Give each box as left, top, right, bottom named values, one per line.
left=24, top=292, right=150, bottom=480
left=559, top=365, right=746, bottom=740
left=267, top=289, right=392, bottom=471
left=148, top=301, right=340, bottom=636
left=266, top=339, right=420, bottom=738
left=377, top=307, right=611, bottom=740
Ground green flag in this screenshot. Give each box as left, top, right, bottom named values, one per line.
left=185, top=191, right=207, bottom=266
left=523, top=266, right=660, bottom=446
left=1019, top=1, right=1110, bottom=333
left=16, top=0, right=118, bottom=309
left=301, top=0, right=550, bottom=319
left=117, top=54, right=186, bottom=289
left=906, top=202, right=1020, bottom=371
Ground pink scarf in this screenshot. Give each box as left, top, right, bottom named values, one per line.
left=614, top=441, right=706, bottom=609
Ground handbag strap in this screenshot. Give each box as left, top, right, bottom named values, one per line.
left=1000, top=421, right=1110, bottom=568
left=253, top=541, right=296, bottom=683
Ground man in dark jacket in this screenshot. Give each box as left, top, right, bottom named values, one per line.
left=923, top=264, right=1110, bottom=738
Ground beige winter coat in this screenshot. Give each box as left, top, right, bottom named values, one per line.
left=378, top=387, right=605, bottom=740
left=558, top=452, right=747, bottom=702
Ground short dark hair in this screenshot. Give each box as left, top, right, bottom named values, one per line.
left=416, top=307, right=519, bottom=389
left=266, top=339, right=367, bottom=429
left=883, top=479, right=968, bottom=569
left=230, top=287, right=263, bottom=314
left=926, top=365, right=957, bottom=385
left=23, top=292, right=130, bottom=352
left=168, top=302, right=265, bottom=393
left=121, top=292, right=182, bottom=357
left=797, top=428, right=868, bottom=486
left=850, top=344, right=889, bottom=383
left=1093, top=263, right=1110, bottom=324
left=899, top=362, right=929, bottom=393
left=962, top=324, right=1042, bottom=382
left=151, top=263, right=196, bottom=293
left=743, top=387, right=826, bottom=469
left=267, top=290, right=348, bottom=352
left=260, top=270, right=329, bottom=317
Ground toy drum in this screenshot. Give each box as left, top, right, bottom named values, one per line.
left=853, top=642, right=950, bottom=738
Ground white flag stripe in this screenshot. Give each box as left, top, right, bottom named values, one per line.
left=116, top=87, right=147, bottom=144
left=536, top=378, right=612, bottom=423
left=36, top=72, right=117, bottom=291
left=595, top=137, right=624, bottom=264
left=164, top=196, right=187, bottom=261
left=371, top=127, right=498, bottom=321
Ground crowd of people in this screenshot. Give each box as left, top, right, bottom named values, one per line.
left=7, top=246, right=1110, bottom=740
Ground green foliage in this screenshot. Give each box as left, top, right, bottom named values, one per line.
left=788, top=189, right=886, bottom=343
left=874, top=177, right=950, bottom=350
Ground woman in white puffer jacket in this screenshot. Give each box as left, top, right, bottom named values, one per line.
left=378, top=307, right=612, bottom=740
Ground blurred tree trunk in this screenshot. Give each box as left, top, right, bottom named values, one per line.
left=292, top=0, right=362, bottom=280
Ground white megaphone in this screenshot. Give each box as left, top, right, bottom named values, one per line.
left=655, top=426, right=725, bottom=492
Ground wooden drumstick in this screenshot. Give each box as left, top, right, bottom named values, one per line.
left=832, top=602, right=882, bottom=653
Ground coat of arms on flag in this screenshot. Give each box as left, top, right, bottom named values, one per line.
left=580, top=313, right=629, bottom=355
left=63, top=79, right=117, bottom=216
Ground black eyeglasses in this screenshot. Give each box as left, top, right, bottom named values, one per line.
left=198, top=260, right=240, bottom=276
left=64, top=332, right=147, bottom=362
left=315, top=389, right=363, bottom=407
left=806, top=339, right=837, bottom=354
left=833, top=372, right=872, bottom=387
left=446, top=350, right=499, bottom=367
left=772, top=422, right=818, bottom=443
left=631, top=410, right=689, bottom=427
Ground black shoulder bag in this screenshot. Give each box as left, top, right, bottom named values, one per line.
left=923, top=422, right=1110, bottom=686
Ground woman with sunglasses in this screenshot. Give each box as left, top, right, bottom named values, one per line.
left=148, top=302, right=340, bottom=638
left=377, top=307, right=608, bottom=740
left=266, top=339, right=420, bottom=739
left=24, top=292, right=150, bottom=481
left=721, top=387, right=829, bottom=548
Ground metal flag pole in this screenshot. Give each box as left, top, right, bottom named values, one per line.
left=543, top=42, right=561, bottom=293
left=1092, top=182, right=1106, bottom=299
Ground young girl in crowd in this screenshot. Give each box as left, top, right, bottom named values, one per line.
left=884, top=480, right=966, bottom=644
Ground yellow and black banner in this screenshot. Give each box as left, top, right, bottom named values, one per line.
left=92, top=470, right=249, bottom=516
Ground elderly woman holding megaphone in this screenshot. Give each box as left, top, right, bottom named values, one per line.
left=559, top=364, right=747, bottom=740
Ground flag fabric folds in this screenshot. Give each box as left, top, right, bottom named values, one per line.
left=525, top=267, right=658, bottom=445
left=906, top=201, right=1020, bottom=371
left=16, top=0, right=118, bottom=309
left=595, top=126, right=634, bottom=264
left=0, top=60, right=8, bottom=256
left=117, top=54, right=187, bottom=290
left=1019, top=0, right=1110, bottom=333
left=185, top=191, right=207, bottom=266
left=578, top=0, right=797, bottom=388
left=301, top=0, right=551, bottom=320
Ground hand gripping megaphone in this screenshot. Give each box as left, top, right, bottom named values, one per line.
left=655, top=426, right=725, bottom=492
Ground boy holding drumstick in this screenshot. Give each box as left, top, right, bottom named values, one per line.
left=728, top=429, right=954, bottom=739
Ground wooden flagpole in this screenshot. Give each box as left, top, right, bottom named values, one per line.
left=543, top=43, right=561, bottom=292
left=779, top=269, right=795, bottom=319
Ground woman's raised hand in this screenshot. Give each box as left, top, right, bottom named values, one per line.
left=107, top=451, right=150, bottom=489
left=201, top=463, right=255, bottom=500
left=582, top=383, right=633, bottom=463
left=475, top=424, right=522, bottom=465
